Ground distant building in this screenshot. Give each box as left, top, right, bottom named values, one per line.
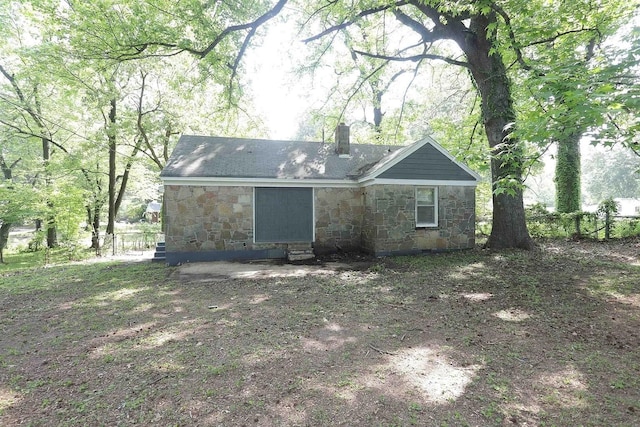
left=583, top=198, right=640, bottom=217
left=614, top=198, right=640, bottom=217
left=145, top=201, right=162, bottom=223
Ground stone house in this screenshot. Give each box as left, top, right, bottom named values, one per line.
left=159, top=125, right=480, bottom=265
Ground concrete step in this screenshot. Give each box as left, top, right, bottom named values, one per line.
left=286, top=243, right=315, bottom=261
left=152, top=242, right=166, bottom=262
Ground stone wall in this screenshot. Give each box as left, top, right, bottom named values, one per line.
left=164, top=183, right=475, bottom=258
left=164, top=185, right=255, bottom=253
left=314, top=187, right=364, bottom=253
left=362, top=185, right=475, bottom=255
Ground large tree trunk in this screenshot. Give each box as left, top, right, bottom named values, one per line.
left=554, top=39, right=594, bottom=214
left=458, top=13, right=533, bottom=249
left=81, top=165, right=105, bottom=250
left=555, top=132, right=582, bottom=213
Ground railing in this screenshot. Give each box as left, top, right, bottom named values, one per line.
left=477, top=201, right=640, bottom=240
left=103, top=232, right=164, bottom=256
left=525, top=212, right=640, bottom=240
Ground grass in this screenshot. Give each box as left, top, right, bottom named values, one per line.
left=0, top=248, right=95, bottom=272
left=1, top=239, right=639, bottom=426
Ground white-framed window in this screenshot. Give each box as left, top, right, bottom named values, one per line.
left=416, top=187, right=438, bottom=227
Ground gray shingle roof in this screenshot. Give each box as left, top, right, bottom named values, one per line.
left=160, top=135, right=401, bottom=180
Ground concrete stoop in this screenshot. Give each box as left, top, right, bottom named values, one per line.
left=286, top=243, right=315, bottom=262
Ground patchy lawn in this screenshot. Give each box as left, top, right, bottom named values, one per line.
left=1, top=239, right=639, bottom=426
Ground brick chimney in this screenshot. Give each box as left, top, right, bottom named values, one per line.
left=335, top=122, right=350, bottom=156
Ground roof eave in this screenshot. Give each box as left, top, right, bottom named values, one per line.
left=359, top=177, right=480, bottom=187
left=160, top=176, right=360, bottom=188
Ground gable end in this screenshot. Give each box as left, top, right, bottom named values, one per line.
left=378, top=143, right=476, bottom=181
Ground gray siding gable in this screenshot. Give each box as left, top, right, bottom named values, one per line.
left=377, top=140, right=477, bottom=181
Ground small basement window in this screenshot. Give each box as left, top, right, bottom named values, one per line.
left=416, top=187, right=438, bottom=227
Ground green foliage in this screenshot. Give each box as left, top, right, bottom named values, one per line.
left=1, top=0, right=273, bottom=253
left=554, top=137, right=581, bottom=213
left=525, top=198, right=639, bottom=239
left=0, top=246, right=94, bottom=270
left=613, top=218, right=640, bottom=238
left=296, top=0, right=638, bottom=248
left=51, top=184, right=86, bottom=244
left=525, top=204, right=572, bottom=238
left=50, top=0, right=279, bottom=97
left=119, top=203, right=146, bottom=223
left=597, top=198, right=619, bottom=216
left=0, top=183, right=43, bottom=225
left=583, top=146, right=640, bottom=204
left=137, top=222, right=162, bottom=247
left=27, top=230, right=45, bottom=252
left=2, top=0, right=639, bottom=252
left=507, top=1, right=638, bottom=216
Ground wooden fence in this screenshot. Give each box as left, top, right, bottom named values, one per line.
left=524, top=201, right=640, bottom=239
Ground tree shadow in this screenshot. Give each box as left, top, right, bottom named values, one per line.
left=1, top=243, right=639, bottom=425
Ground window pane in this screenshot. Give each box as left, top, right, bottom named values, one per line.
left=417, top=206, right=435, bottom=224
left=417, top=188, right=434, bottom=204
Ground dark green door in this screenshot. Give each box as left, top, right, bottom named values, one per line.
left=254, top=187, right=313, bottom=242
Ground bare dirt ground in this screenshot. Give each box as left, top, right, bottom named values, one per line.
left=1, top=238, right=639, bottom=426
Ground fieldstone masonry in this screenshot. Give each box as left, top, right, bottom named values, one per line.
left=164, top=185, right=255, bottom=252
left=362, top=185, right=475, bottom=255
left=164, top=183, right=475, bottom=258
left=314, top=187, right=364, bottom=253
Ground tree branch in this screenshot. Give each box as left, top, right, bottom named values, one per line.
left=336, top=60, right=389, bottom=124
left=0, top=118, right=69, bottom=154
left=524, top=27, right=601, bottom=49
left=0, top=64, right=48, bottom=131
left=0, top=63, right=65, bottom=155
left=199, top=0, right=288, bottom=58
left=303, top=1, right=408, bottom=43
left=393, top=58, right=424, bottom=144
left=393, top=7, right=437, bottom=43
left=113, top=0, right=288, bottom=63
left=489, top=3, right=531, bottom=71
left=0, top=153, right=19, bottom=180
left=0, top=64, right=27, bottom=105
left=135, top=71, right=164, bottom=170
left=352, top=49, right=469, bottom=68
left=226, top=24, right=259, bottom=99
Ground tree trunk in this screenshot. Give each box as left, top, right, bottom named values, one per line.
left=457, top=13, right=533, bottom=249
left=106, top=98, right=117, bottom=237
left=0, top=155, right=13, bottom=262
left=0, top=222, right=11, bottom=263
left=42, top=136, right=57, bottom=248
left=554, top=38, right=594, bottom=214
left=373, top=88, right=383, bottom=134
left=46, top=201, right=57, bottom=248
left=555, top=132, right=582, bottom=213
left=88, top=204, right=101, bottom=250
left=114, top=138, right=143, bottom=217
